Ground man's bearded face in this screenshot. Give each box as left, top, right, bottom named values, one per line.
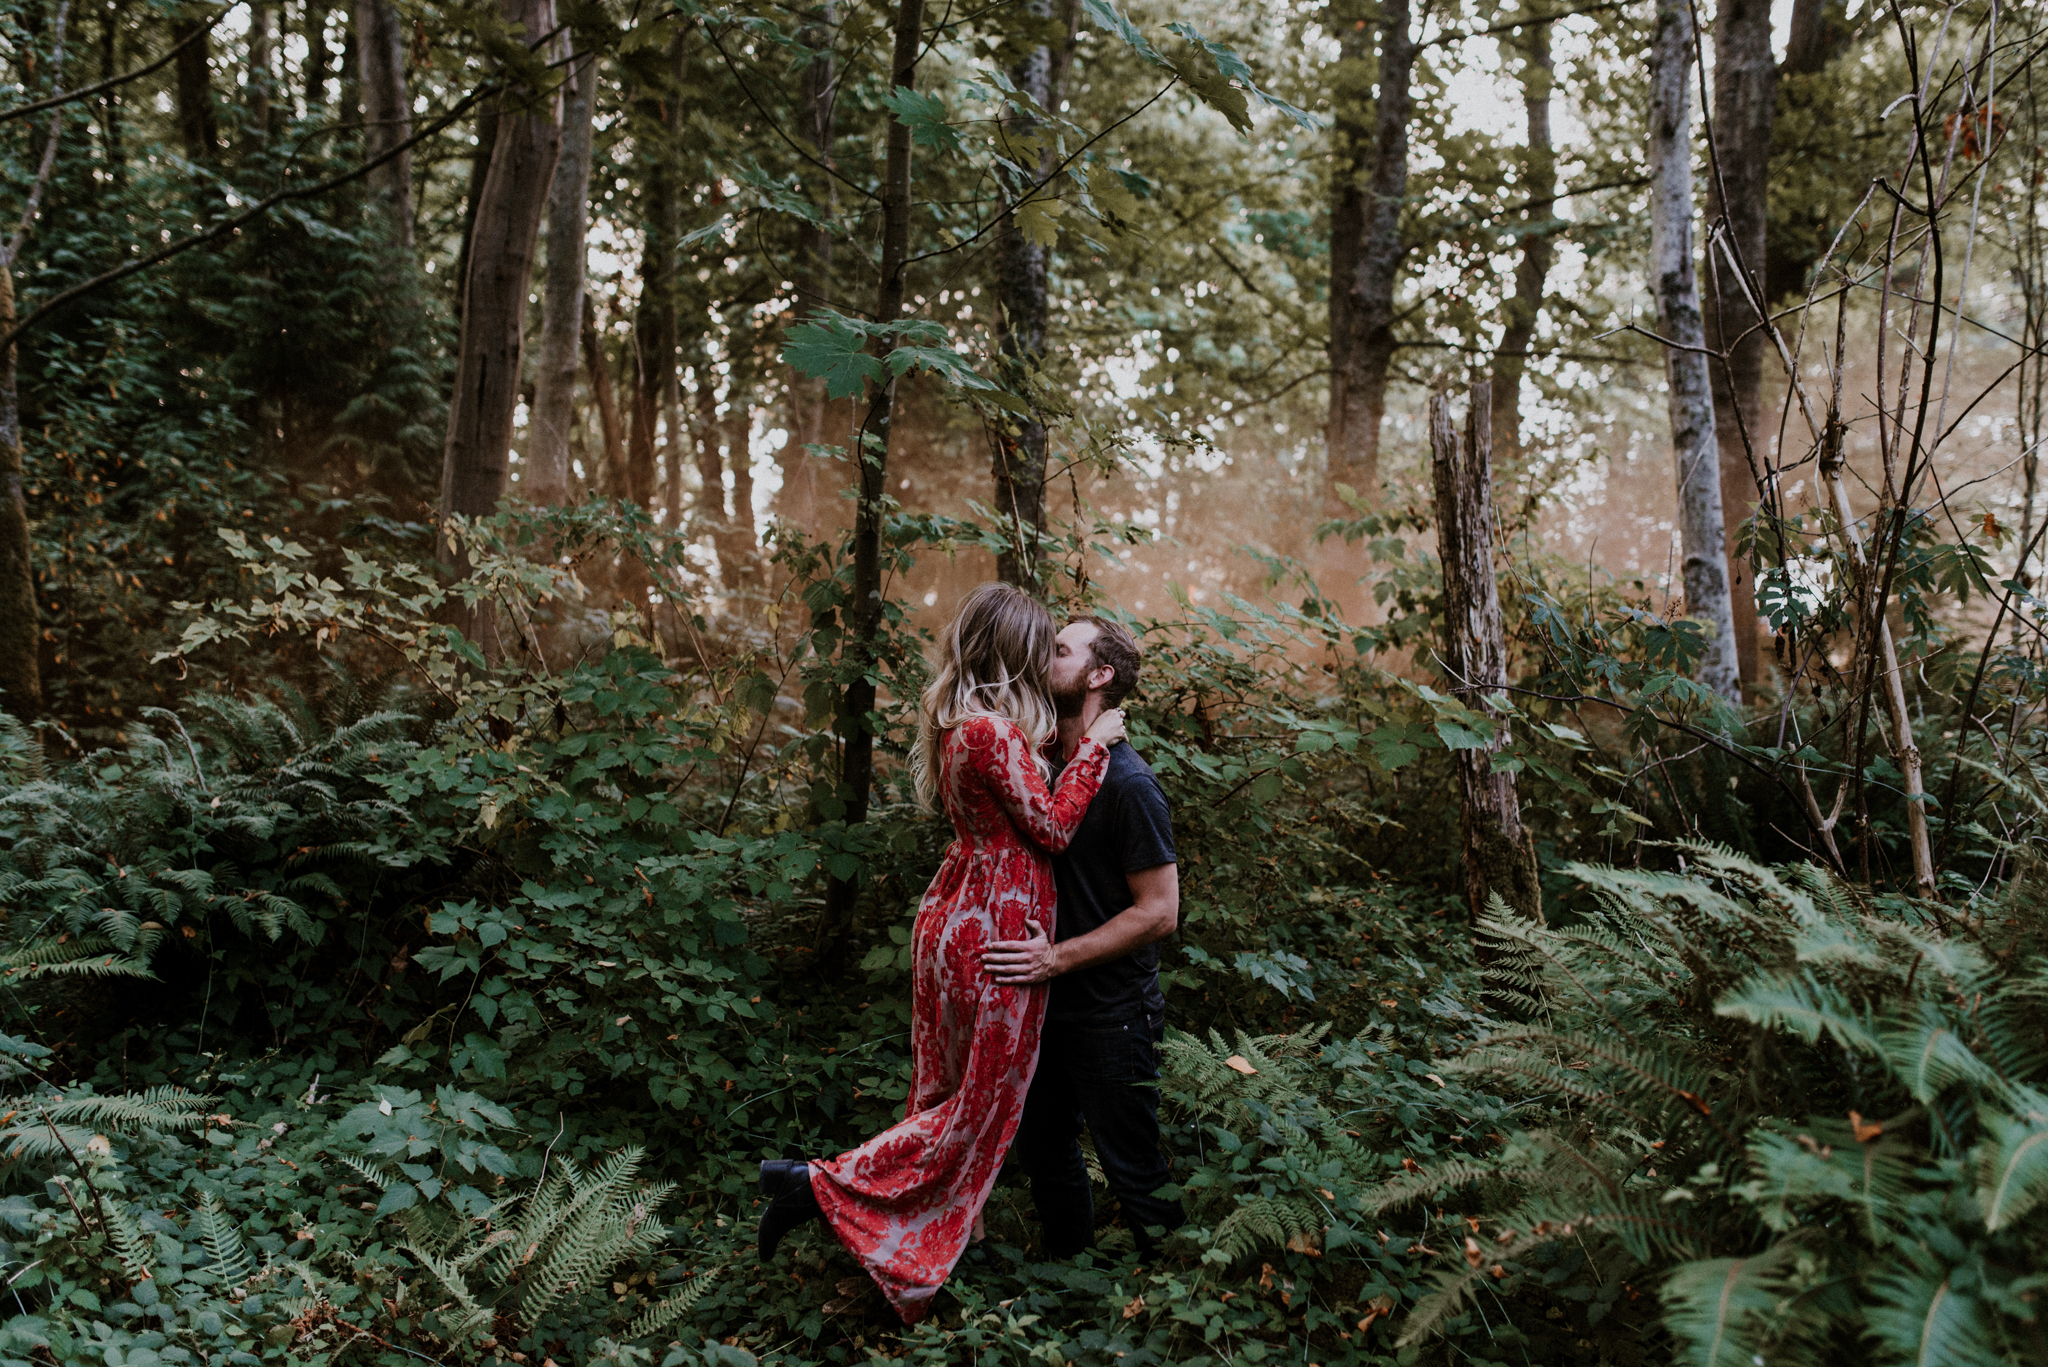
left=1049, top=622, right=1100, bottom=718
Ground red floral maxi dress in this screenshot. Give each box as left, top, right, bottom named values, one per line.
left=809, top=714, right=1111, bottom=1323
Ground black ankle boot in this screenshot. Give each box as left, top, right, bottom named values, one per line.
left=758, top=1160, right=821, bottom=1259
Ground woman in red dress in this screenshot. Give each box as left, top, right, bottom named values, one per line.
left=757, top=582, right=1126, bottom=1323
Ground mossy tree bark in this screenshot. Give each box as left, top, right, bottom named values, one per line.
left=1430, top=383, right=1540, bottom=926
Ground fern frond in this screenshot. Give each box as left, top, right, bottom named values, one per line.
left=1661, top=1243, right=1794, bottom=1367
left=103, top=1202, right=155, bottom=1281
left=1211, top=1193, right=1326, bottom=1261
left=195, top=1193, right=253, bottom=1285
left=1975, top=1104, right=2048, bottom=1232
left=1714, top=972, right=1883, bottom=1056
left=0, top=935, right=155, bottom=981
left=1865, top=1254, right=2006, bottom=1367
left=623, top=1266, right=720, bottom=1342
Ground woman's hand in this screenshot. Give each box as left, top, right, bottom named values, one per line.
left=1085, top=707, right=1126, bottom=748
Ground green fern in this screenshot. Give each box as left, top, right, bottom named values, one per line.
left=102, top=1202, right=156, bottom=1282
left=194, top=1193, right=253, bottom=1285
left=1659, top=1244, right=1792, bottom=1367
left=622, top=1265, right=721, bottom=1342
left=385, top=1147, right=684, bottom=1343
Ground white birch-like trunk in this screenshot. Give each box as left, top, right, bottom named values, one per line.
left=1648, top=0, right=1741, bottom=701
left=526, top=44, right=596, bottom=506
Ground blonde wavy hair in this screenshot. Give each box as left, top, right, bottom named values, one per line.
left=912, top=582, right=1058, bottom=810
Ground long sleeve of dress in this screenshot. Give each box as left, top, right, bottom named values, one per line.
left=963, top=717, right=1110, bottom=853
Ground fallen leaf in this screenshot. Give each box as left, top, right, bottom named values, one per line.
left=1122, top=1294, right=1145, bottom=1319
left=1464, top=1237, right=1484, bottom=1267
left=1424, top=1073, right=1446, bottom=1088
left=1225, top=1055, right=1258, bottom=1076
left=1850, top=1110, right=1883, bottom=1143
left=1285, top=1229, right=1323, bottom=1256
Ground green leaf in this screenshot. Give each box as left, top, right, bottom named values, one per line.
left=1080, top=0, right=1162, bottom=63
left=1015, top=197, right=1067, bottom=248
left=1087, top=163, right=1141, bottom=223
left=879, top=88, right=963, bottom=153
left=1163, top=21, right=1321, bottom=130
left=783, top=313, right=887, bottom=400
left=884, top=344, right=997, bottom=391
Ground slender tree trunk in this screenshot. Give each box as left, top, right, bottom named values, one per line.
left=690, top=365, right=720, bottom=542
left=0, top=267, right=38, bottom=716
left=581, top=292, right=623, bottom=493
left=1704, top=0, right=1775, bottom=687
left=453, top=107, right=500, bottom=314
left=246, top=0, right=271, bottom=141
left=526, top=43, right=595, bottom=506
left=171, top=14, right=218, bottom=162
left=782, top=5, right=837, bottom=532
left=820, top=0, right=923, bottom=930
left=626, top=33, right=684, bottom=512
left=1490, top=16, right=1554, bottom=465
left=354, top=0, right=412, bottom=251
left=1649, top=0, right=1740, bottom=701
left=1783, top=0, right=1833, bottom=74
left=304, top=0, right=331, bottom=110
left=438, top=0, right=562, bottom=538
left=97, top=0, right=123, bottom=185
left=1327, top=0, right=1417, bottom=507
left=990, top=1, right=1062, bottom=587
left=1430, top=383, right=1539, bottom=924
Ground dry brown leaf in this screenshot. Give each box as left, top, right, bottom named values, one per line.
left=1123, top=1295, right=1145, bottom=1319
left=1225, top=1055, right=1258, bottom=1076
left=1850, top=1110, right=1883, bottom=1143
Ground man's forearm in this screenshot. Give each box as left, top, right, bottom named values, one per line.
left=1054, top=900, right=1175, bottom=977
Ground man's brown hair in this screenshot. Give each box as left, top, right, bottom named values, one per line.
left=1074, top=616, right=1142, bottom=706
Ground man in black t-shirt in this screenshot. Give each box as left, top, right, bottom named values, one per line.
left=982, top=616, right=1186, bottom=1259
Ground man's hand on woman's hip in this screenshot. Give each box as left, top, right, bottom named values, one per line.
left=983, top=929, right=1060, bottom=985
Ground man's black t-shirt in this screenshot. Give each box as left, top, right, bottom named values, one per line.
left=1048, top=740, right=1176, bottom=1027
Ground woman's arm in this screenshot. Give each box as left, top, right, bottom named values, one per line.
left=966, top=716, right=1111, bottom=853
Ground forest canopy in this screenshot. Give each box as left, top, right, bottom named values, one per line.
left=0, top=0, right=2046, bottom=1363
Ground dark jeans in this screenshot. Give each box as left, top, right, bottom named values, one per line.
left=1015, top=1014, right=1185, bottom=1259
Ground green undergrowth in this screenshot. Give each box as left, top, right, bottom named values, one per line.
left=0, top=515, right=2043, bottom=1364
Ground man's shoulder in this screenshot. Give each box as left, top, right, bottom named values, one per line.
left=1104, top=743, right=1166, bottom=798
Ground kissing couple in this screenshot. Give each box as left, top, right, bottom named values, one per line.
left=754, top=582, right=1186, bottom=1322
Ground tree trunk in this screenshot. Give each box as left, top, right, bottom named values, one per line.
left=1430, top=383, right=1539, bottom=924
left=246, top=0, right=271, bottom=141
left=1326, top=0, right=1417, bottom=507
left=526, top=43, right=595, bottom=506
left=689, top=363, right=718, bottom=541
left=96, top=0, right=124, bottom=183
left=781, top=5, right=837, bottom=532
left=990, top=1, right=1062, bottom=587
left=170, top=14, right=218, bottom=162
left=453, top=106, right=500, bottom=315
left=626, top=33, right=684, bottom=513
left=1782, top=0, right=1834, bottom=74
left=1490, top=17, right=1554, bottom=465
left=581, top=293, right=624, bottom=495
left=1704, top=0, right=1775, bottom=687
left=304, top=0, right=331, bottom=110
left=0, top=267, right=38, bottom=716
left=1649, top=0, right=1740, bottom=701
left=438, top=0, right=561, bottom=535
left=354, top=0, right=412, bottom=252
left=820, top=0, right=923, bottom=929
